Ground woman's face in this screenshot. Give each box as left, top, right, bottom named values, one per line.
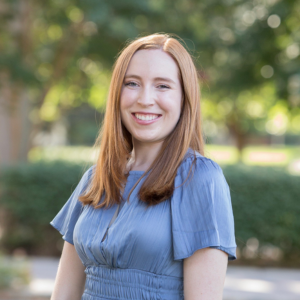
left=120, top=49, right=183, bottom=146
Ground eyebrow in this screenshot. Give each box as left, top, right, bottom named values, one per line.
left=124, top=74, right=176, bottom=85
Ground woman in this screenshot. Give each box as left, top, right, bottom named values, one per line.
left=50, top=33, right=236, bottom=300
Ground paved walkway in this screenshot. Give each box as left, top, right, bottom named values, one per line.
left=11, top=257, right=300, bottom=299
left=224, top=265, right=300, bottom=300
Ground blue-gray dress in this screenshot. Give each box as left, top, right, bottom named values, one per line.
left=50, top=148, right=237, bottom=300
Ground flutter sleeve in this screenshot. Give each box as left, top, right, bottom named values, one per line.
left=171, top=156, right=237, bottom=261
left=50, top=166, right=94, bottom=245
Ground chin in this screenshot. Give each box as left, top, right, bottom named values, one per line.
left=135, top=138, right=156, bottom=143
left=133, top=136, right=159, bottom=144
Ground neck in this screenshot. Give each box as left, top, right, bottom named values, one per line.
left=128, top=139, right=164, bottom=172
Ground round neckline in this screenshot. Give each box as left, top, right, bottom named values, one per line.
left=128, top=170, right=145, bottom=175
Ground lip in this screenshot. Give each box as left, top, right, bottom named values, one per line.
left=131, top=112, right=162, bottom=125
left=133, top=112, right=161, bottom=115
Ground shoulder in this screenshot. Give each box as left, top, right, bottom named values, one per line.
left=76, top=165, right=96, bottom=193
left=80, top=165, right=96, bottom=182
left=84, top=165, right=96, bottom=180
left=176, top=148, right=224, bottom=185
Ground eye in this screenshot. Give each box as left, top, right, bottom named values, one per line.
left=125, top=81, right=138, bottom=87
left=158, top=84, right=170, bottom=89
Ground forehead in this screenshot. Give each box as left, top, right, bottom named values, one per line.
left=125, top=49, right=180, bottom=81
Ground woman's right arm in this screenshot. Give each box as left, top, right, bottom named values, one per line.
left=51, top=241, right=86, bottom=300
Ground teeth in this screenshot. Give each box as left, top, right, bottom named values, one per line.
left=135, top=113, right=160, bottom=121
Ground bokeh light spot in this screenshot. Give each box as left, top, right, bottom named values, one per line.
left=261, top=65, right=274, bottom=78
left=286, top=44, right=300, bottom=59
left=267, top=14, right=281, bottom=28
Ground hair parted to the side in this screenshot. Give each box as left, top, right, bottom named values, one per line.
left=79, top=33, right=205, bottom=209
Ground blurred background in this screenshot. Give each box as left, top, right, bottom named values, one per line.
left=0, top=0, right=299, bottom=299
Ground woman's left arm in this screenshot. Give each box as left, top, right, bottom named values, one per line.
left=183, top=247, right=228, bottom=300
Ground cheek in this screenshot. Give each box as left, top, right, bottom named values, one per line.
left=120, top=93, right=128, bottom=121
left=120, top=90, right=137, bottom=128
left=120, top=92, right=131, bottom=119
left=120, top=88, right=137, bottom=108
left=159, top=92, right=182, bottom=117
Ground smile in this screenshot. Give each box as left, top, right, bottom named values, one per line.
left=134, top=113, right=160, bottom=121
left=131, top=113, right=162, bottom=125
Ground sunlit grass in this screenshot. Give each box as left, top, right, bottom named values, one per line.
left=242, top=146, right=299, bottom=166
left=205, top=145, right=239, bottom=165
left=28, top=145, right=300, bottom=172
left=28, top=146, right=99, bottom=163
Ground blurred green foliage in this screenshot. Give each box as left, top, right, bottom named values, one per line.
left=1, top=0, right=299, bottom=154
left=223, top=164, right=300, bottom=263
left=0, top=254, right=30, bottom=289
left=0, top=161, right=299, bottom=265
left=0, top=161, right=90, bottom=255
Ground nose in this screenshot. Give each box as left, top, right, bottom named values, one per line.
left=137, top=86, right=155, bottom=106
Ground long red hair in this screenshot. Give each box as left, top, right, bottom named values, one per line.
left=79, top=33, right=205, bottom=209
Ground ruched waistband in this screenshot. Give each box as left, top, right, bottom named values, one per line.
left=82, top=265, right=184, bottom=300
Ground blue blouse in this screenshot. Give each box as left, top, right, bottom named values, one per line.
left=50, top=148, right=237, bottom=300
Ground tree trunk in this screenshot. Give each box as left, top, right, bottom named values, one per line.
left=227, top=121, right=248, bottom=161
left=0, top=0, right=82, bottom=169
left=0, top=74, right=31, bottom=168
